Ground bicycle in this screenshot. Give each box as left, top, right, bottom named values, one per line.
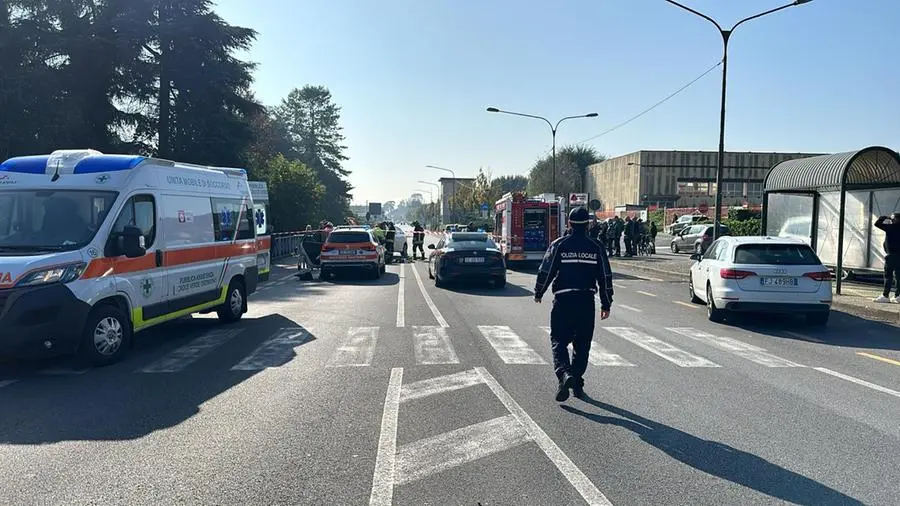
left=637, top=234, right=655, bottom=256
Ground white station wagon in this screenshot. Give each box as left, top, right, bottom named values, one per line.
left=688, top=236, right=833, bottom=326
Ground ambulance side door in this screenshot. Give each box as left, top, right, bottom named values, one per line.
left=107, top=193, right=168, bottom=326
left=161, top=193, right=222, bottom=315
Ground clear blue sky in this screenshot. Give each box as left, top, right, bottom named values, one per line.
left=215, top=0, right=899, bottom=205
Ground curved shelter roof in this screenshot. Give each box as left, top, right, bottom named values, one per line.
left=764, top=146, right=900, bottom=193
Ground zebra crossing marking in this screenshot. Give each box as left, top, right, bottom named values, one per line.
left=667, top=328, right=805, bottom=368
left=329, top=327, right=380, bottom=367
left=231, top=327, right=312, bottom=371
left=478, top=325, right=547, bottom=365
left=539, top=327, right=635, bottom=367
left=604, top=327, right=720, bottom=367
left=400, top=369, right=483, bottom=403
left=137, top=328, right=243, bottom=373
left=412, top=326, right=459, bottom=364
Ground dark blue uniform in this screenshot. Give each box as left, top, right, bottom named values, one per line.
left=534, top=210, right=614, bottom=400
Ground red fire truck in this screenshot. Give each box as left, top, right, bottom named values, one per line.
left=492, top=192, right=566, bottom=264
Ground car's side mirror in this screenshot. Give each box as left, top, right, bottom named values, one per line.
left=427, top=244, right=436, bottom=249
left=690, top=253, right=703, bottom=261
left=122, top=226, right=146, bottom=258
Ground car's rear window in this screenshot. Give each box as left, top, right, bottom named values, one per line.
left=327, top=231, right=371, bottom=243
left=733, top=244, right=821, bottom=265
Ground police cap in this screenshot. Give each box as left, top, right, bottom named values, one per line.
left=568, top=207, right=590, bottom=225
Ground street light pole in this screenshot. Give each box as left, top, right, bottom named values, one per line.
left=417, top=180, right=441, bottom=229
left=486, top=107, right=598, bottom=196
left=664, top=0, right=813, bottom=239
left=415, top=188, right=435, bottom=229
left=426, top=165, right=456, bottom=222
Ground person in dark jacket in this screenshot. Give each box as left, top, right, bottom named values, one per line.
left=874, top=212, right=900, bottom=302
left=411, top=221, right=426, bottom=260
left=534, top=207, right=614, bottom=402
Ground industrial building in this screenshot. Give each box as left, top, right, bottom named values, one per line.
left=439, top=177, right=475, bottom=222
left=584, top=150, right=825, bottom=211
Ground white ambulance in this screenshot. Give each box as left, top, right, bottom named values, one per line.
left=0, top=149, right=259, bottom=365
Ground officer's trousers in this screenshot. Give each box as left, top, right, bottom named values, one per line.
left=549, top=292, right=596, bottom=386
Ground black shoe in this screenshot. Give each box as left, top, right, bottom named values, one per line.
left=555, top=374, right=576, bottom=402
left=573, top=386, right=586, bottom=399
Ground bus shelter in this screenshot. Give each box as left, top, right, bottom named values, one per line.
left=762, top=146, right=900, bottom=294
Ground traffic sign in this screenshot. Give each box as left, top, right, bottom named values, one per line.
left=569, top=193, right=588, bottom=206
left=588, top=199, right=601, bottom=211
left=480, top=202, right=490, bottom=211
left=698, top=202, right=709, bottom=213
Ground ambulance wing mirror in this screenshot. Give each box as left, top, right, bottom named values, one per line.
left=122, top=226, right=146, bottom=258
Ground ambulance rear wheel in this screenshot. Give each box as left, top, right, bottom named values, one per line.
left=217, top=279, right=245, bottom=323
left=79, top=304, right=132, bottom=366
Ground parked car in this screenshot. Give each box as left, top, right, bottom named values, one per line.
left=320, top=228, right=386, bottom=280
left=428, top=232, right=506, bottom=288
left=671, top=224, right=730, bottom=254
left=667, top=214, right=708, bottom=235
left=688, top=236, right=832, bottom=325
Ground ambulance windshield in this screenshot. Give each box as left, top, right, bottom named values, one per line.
left=0, top=189, right=118, bottom=252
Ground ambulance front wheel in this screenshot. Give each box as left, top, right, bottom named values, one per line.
left=218, top=279, right=246, bottom=323
left=79, top=304, right=132, bottom=366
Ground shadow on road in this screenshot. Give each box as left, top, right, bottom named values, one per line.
left=562, top=397, right=864, bottom=506
left=442, top=281, right=533, bottom=298
left=728, top=311, right=900, bottom=351
left=0, top=313, right=315, bottom=445
left=321, top=272, right=400, bottom=286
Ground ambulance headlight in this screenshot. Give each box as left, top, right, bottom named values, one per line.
left=16, top=263, right=87, bottom=287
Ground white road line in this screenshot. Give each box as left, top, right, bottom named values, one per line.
left=635, top=290, right=657, bottom=297
left=673, top=301, right=699, bottom=309
left=394, top=414, right=530, bottom=486
left=230, top=328, right=311, bottom=371
left=329, top=327, right=379, bottom=367
left=604, top=327, right=720, bottom=368
left=478, top=325, right=548, bottom=365
left=613, top=283, right=627, bottom=289
left=813, top=367, right=900, bottom=399
left=412, top=326, right=459, bottom=364
left=137, top=329, right=243, bottom=373
left=618, top=304, right=642, bottom=313
left=540, top=327, right=635, bottom=367
left=369, top=368, right=403, bottom=506
left=400, top=369, right=484, bottom=403
left=0, top=379, right=18, bottom=389
left=667, top=328, right=804, bottom=368
left=396, top=264, right=405, bottom=328
left=475, top=367, right=613, bottom=506
left=38, top=368, right=89, bottom=376
left=410, top=263, right=449, bottom=328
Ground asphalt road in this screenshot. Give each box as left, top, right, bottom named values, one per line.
left=1, top=241, right=899, bottom=505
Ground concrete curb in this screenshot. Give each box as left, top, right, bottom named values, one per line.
left=609, top=258, right=900, bottom=322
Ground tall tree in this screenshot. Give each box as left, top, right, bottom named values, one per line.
left=526, top=145, right=606, bottom=196
left=250, top=154, right=325, bottom=232
left=491, top=175, right=528, bottom=196
left=274, top=85, right=353, bottom=222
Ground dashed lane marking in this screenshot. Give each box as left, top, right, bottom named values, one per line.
left=618, top=304, right=642, bottom=313
left=673, top=301, right=699, bottom=309
left=813, top=367, right=900, bottom=399
left=613, top=283, right=627, bottom=290
left=635, top=290, right=657, bottom=297
left=857, top=352, right=900, bottom=367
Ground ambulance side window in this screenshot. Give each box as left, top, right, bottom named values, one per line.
left=211, top=199, right=255, bottom=242
left=108, top=195, right=156, bottom=255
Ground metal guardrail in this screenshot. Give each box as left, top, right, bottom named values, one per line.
left=271, top=233, right=305, bottom=260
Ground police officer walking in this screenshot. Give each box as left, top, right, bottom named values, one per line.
left=533, top=207, right=614, bottom=401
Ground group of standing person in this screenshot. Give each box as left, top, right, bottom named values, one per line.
left=587, top=215, right=657, bottom=257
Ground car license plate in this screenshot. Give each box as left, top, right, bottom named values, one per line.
left=760, top=277, right=798, bottom=286
left=463, top=257, right=485, bottom=263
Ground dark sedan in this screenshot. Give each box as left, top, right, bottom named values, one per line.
left=427, top=232, right=506, bottom=288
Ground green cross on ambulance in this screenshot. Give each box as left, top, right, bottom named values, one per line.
left=0, top=149, right=260, bottom=365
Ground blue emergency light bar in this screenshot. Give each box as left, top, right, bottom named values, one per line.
left=0, top=151, right=145, bottom=174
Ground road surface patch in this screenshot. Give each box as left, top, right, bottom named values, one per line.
left=604, top=327, right=720, bottom=367
left=411, top=326, right=459, bottom=365
left=136, top=328, right=243, bottom=373
left=329, top=327, right=379, bottom=367
left=230, top=327, right=312, bottom=371
left=0, top=379, right=18, bottom=389
left=668, top=328, right=805, bottom=367
left=396, top=264, right=405, bottom=327
left=478, top=325, right=548, bottom=364
left=410, top=263, right=449, bottom=327
left=813, top=367, right=900, bottom=399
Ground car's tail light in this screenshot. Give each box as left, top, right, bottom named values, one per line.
left=361, top=243, right=376, bottom=251
left=720, top=268, right=755, bottom=279
left=804, top=271, right=831, bottom=281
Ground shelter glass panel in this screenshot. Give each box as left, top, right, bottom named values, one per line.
left=766, top=193, right=813, bottom=245
left=870, top=188, right=900, bottom=269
